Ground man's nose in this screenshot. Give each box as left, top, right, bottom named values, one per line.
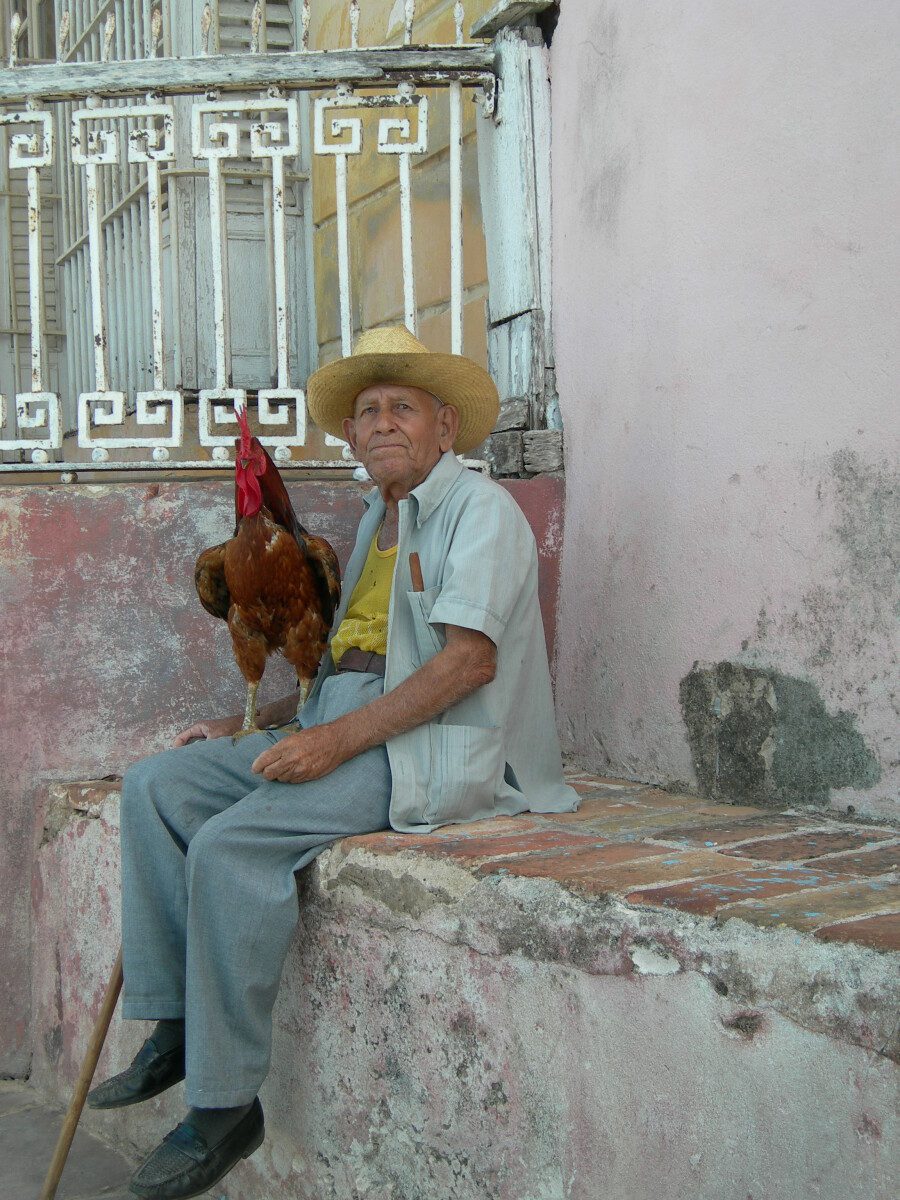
left=373, top=406, right=397, bottom=432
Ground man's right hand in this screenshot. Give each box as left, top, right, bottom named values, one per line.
left=173, top=715, right=243, bottom=747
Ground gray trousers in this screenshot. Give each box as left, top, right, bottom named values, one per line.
left=120, top=671, right=391, bottom=1108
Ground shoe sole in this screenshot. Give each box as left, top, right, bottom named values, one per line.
left=128, top=1117, right=265, bottom=1199
left=242, top=1124, right=265, bottom=1159
left=87, top=1069, right=186, bottom=1110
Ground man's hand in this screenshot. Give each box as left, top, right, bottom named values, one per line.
left=173, top=715, right=243, bottom=747
left=172, top=688, right=304, bottom=748
left=249, top=625, right=496, bottom=780
left=251, top=725, right=345, bottom=783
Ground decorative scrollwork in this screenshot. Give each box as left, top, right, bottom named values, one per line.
left=250, top=112, right=299, bottom=160
left=0, top=392, right=62, bottom=453
left=257, top=390, right=307, bottom=446
left=134, top=391, right=184, bottom=447
left=313, top=88, right=363, bottom=156
left=71, top=112, right=119, bottom=166
left=72, top=104, right=176, bottom=169
left=125, top=106, right=176, bottom=164
left=313, top=85, right=429, bottom=159
left=1, top=110, right=53, bottom=169
left=192, top=97, right=299, bottom=162
left=76, top=388, right=183, bottom=453
left=77, top=392, right=126, bottom=445
left=198, top=389, right=248, bottom=448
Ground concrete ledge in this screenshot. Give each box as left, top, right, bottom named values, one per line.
left=31, top=776, right=898, bottom=1200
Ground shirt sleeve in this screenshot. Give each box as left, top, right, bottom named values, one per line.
left=427, top=486, right=536, bottom=646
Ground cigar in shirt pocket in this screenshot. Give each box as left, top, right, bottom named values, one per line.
left=409, top=552, right=424, bottom=593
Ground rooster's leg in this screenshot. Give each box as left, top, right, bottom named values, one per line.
left=231, top=680, right=261, bottom=742
left=227, top=607, right=268, bottom=742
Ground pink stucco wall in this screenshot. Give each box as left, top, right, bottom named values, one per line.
left=550, top=1, right=898, bottom=817
left=0, top=475, right=563, bottom=1076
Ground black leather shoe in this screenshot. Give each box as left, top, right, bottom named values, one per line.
left=86, top=1036, right=185, bottom=1110
left=128, top=1098, right=265, bottom=1199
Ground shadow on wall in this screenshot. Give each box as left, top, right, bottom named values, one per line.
left=680, top=662, right=881, bottom=809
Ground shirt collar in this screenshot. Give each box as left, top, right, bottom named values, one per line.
left=362, top=451, right=465, bottom=526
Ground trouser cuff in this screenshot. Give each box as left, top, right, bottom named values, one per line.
left=121, top=996, right=186, bottom=1021
left=185, top=1082, right=262, bottom=1108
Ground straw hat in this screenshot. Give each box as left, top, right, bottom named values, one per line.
left=306, top=325, right=499, bottom=455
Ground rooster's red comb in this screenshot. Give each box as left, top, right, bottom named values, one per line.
left=236, top=404, right=252, bottom=447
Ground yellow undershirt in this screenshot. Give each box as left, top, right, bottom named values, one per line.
left=330, top=532, right=397, bottom=666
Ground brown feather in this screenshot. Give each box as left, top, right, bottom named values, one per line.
left=303, top=533, right=341, bottom=627
left=235, top=435, right=341, bottom=626
left=196, top=446, right=342, bottom=699
left=194, top=542, right=230, bottom=620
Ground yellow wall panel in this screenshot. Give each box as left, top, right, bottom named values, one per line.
left=309, top=0, right=495, bottom=369
left=417, top=293, right=489, bottom=367
left=309, top=0, right=496, bottom=52
left=354, top=136, right=486, bottom=325
left=311, top=84, right=478, bottom=226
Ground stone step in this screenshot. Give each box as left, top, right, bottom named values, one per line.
left=0, top=1081, right=135, bottom=1200
left=339, top=775, right=899, bottom=956
left=29, top=773, right=899, bottom=1200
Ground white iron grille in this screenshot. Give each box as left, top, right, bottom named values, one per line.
left=0, top=0, right=494, bottom=473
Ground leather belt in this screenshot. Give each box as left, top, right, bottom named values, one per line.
left=336, top=648, right=387, bottom=676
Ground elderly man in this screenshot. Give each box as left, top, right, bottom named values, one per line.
left=88, top=326, right=577, bottom=1199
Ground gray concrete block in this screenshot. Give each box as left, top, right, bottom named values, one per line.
left=494, top=396, right=529, bottom=432
left=523, top=429, right=564, bottom=473
left=489, top=430, right=524, bottom=475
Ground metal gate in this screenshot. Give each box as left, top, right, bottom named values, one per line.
left=0, top=1, right=556, bottom=477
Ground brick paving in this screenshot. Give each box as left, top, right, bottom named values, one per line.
left=349, top=774, right=900, bottom=954
left=625, top=864, right=859, bottom=916
left=814, top=912, right=900, bottom=951
left=721, top=828, right=893, bottom=862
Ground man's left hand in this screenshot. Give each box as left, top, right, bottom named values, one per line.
left=251, top=725, right=344, bottom=783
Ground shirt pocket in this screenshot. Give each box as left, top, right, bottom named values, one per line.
left=406, top=585, right=444, bottom=663
left=424, top=722, right=503, bottom=824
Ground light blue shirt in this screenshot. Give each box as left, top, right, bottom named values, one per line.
left=305, top=451, right=579, bottom=832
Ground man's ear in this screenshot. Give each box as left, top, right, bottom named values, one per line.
left=438, top=404, right=459, bottom=452
left=341, top=415, right=357, bottom=455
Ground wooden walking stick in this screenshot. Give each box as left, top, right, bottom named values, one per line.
left=39, top=947, right=123, bottom=1200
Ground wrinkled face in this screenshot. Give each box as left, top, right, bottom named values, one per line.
left=343, top=382, right=458, bottom=494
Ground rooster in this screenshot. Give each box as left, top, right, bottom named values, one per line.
left=194, top=408, right=341, bottom=737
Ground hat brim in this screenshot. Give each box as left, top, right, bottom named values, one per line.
left=306, top=351, right=499, bottom=455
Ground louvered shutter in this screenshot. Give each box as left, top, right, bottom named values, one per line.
left=0, top=2, right=61, bottom=440
left=183, top=1, right=309, bottom=392
left=47, top=0, right=309, bottom=434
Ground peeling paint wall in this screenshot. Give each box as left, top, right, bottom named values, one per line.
left=680, top=663, right=882, bottom=809
left=0, top=475, right=563, bottom=1075
left=551, top=0, right=899, bottom=818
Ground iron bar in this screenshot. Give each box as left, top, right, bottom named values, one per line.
left=54, top=163, right=308, bottom=266
left=449, top=2, right=464, bottom=353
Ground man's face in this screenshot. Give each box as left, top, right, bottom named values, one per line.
left=343, top=382, right=459, bottom=494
